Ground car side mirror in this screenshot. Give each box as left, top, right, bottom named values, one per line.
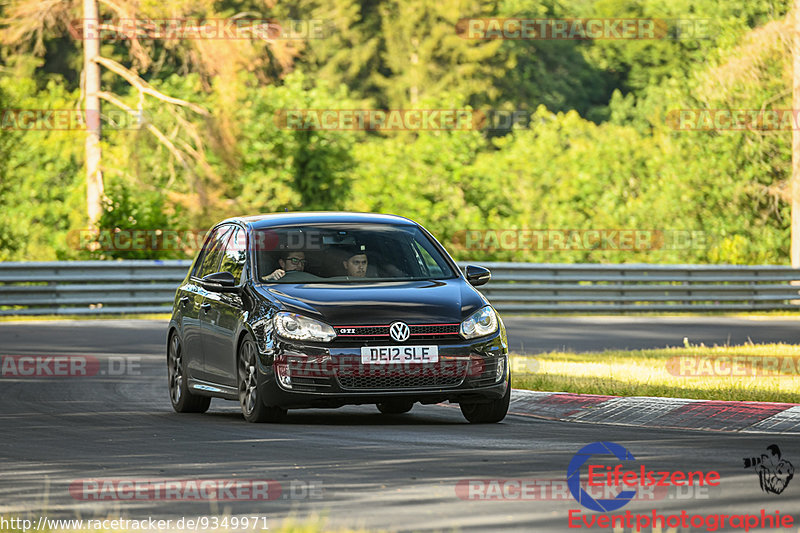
left=465, top=265, right=491, bottom=287
left=201, top=271, right=239, bottom=293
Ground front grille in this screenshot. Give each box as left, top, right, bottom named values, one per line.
left=410, top=324, right=460, bottom=335
left=337, top=325, right=390, bottom=337
left=334, top=323, right=461, bottom=342
left=337, top=372, right=464, bottom=390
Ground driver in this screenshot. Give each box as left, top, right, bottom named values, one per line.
left=264, top=251, right=306, bottom=280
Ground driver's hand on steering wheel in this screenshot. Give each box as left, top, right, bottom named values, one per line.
left=264, top=268, right=286, bottom=281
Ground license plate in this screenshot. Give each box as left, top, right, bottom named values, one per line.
left=360, top=345, right=439, bottom=363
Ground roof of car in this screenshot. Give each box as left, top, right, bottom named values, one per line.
left=220, top=212, right=419, bottom=230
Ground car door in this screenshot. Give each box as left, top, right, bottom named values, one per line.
left=200, top=225, right=247, bottom=387
left=186, top=225, right=232, bottom=380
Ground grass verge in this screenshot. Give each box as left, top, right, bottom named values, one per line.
left=510, top=343, right=800, bottom=403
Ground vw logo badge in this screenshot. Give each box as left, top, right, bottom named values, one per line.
left=389, top=321, right=410, bottom=342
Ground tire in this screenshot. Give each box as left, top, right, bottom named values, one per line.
left=168, top=332, right=211, bottom=414
left=238, top=334, right=286, bottom=423
left=376, top=400, right=414, bottom=414
left=459, top=379, right=511, bottom=424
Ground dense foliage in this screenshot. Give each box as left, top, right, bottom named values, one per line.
left=0, top=0, right=793, bottom=263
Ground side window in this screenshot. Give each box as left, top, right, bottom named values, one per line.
left=193, top=226, right=232, bottom=278
left=219, top=227, right=247, bottom=283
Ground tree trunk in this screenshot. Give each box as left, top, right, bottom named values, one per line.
left=84, top=0, right=103, bottom=227
left=409, top=38, right=419, bottom=105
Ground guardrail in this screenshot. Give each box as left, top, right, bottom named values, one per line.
left=480, top=263, right=800, bottom=312
left=1, top=261, right=800, bottom=315
left=0, top=261, right=190, bottom=316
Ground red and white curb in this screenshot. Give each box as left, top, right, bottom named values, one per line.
left=508, top=390, right=800, bottom=434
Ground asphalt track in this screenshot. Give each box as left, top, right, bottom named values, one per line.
left=502, top=316, right=800, bottom=354
left=0, top=319, right=799, bottom=532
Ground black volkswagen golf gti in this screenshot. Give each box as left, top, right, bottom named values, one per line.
left=167, top=212, right=510, bottom=423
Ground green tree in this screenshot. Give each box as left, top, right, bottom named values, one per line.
left=233, top=71, right=361, bottom=214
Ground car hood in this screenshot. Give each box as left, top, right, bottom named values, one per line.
left=255, top=278, right=486, bottom=325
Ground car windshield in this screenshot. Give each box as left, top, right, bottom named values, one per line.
left=254, top=223, right=457, bottom=283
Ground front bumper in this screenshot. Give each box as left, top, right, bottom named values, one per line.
left=255, top=332, right=509, bottom=409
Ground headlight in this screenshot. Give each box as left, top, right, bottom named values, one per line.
left=274, top=312, right=336, bottom=342
left=460, top=306, right=498, bottom=340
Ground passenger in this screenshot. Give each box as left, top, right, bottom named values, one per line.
left=342, top=246, right=368, bottom=278
left=264, top=251, right=306, bottom=280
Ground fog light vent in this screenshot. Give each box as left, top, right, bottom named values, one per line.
left=496, top=357, right=506, bottom=382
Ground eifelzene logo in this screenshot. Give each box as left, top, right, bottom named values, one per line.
left=567, top=441, right=721, bottom=513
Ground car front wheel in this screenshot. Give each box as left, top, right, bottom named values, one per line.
left=168, top=332, right=211, bottom=414
left=238, top=334, right=286, bottom=423
left=459, top=379, right=511, bottom=424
